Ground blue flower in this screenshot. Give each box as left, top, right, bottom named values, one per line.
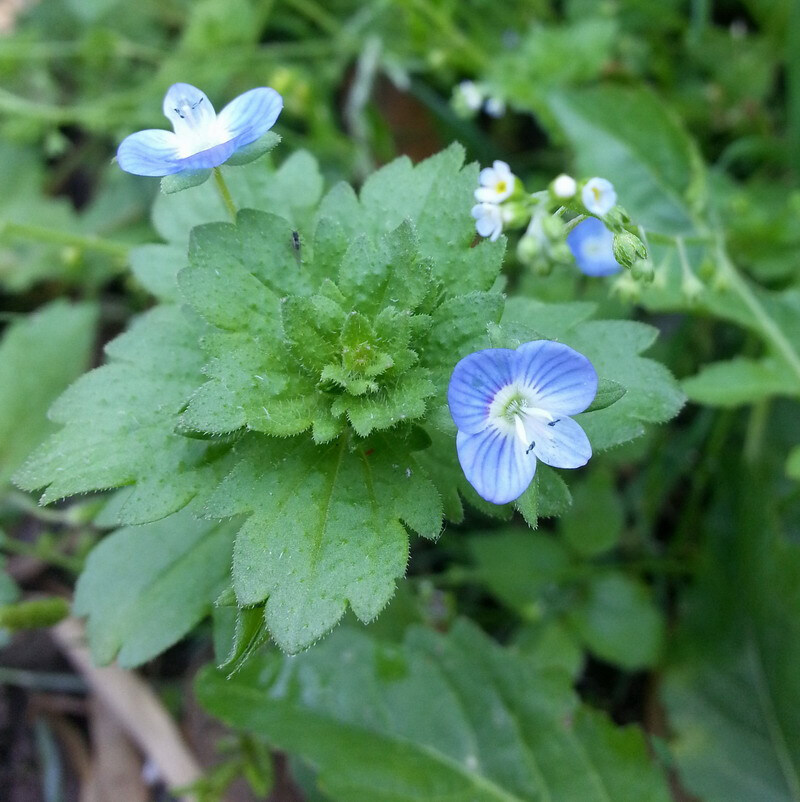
left=447, top=341, right=597, bottom=504
left=566, top=217, right=623, bottom=277
left=117, top=83, right=283, bottom=176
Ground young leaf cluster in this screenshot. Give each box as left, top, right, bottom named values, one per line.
left=15, top=147, right=682, bottom=657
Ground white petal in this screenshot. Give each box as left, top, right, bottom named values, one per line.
left=526, top=414, right=592, bottom=469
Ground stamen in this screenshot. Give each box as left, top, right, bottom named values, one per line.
left=514, top=414, right=528, bottom=447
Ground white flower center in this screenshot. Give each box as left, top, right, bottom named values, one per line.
left=489, top=384, right=557, bottom=453
left=168, top=93, right=231, bottom=158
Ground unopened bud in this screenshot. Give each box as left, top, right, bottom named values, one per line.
left=531, top=257, right=553, bottom=277
left=630, top=259, right=655, bottom=283
left=681, top=270, right=705, bottom=304
left=61, top=246, right=81, bottom=267
left=602, top=206, right=631, bottom=231
left=697, top=257, right=716, bottom=281
left=541, top=214, right=566, bottom=240
left=549, top=242, right=573, bottom=266
left=612, top=231, right=647, bottom=269
left=611, top=272, right=641, bottom=302
left=551, top=174, right=577, bottom=200
left=501, top=200, right=531, bottom=229
left=516, top=233, right=542, bottom=266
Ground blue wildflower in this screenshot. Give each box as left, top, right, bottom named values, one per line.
left=566, top=217, right=623, bottom=277
left=447, top=340, right=597, bottom=504
left=117, top=83, right=283, bottom=176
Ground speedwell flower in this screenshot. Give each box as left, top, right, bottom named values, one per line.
left=581, top=177, right=617, bottom=216
left=117, top=83, right=283, bottom=176
left=448, top=340, right=597, bottom=504
left=471, top=202, right=504, bottom=242
left=566, top=217, right=623, bottom=277
left=474, top=160, right=515, bottom=204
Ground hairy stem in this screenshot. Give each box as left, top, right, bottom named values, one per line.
left=1, top=221, right=129, bottom=258
left=213, top=167, right=238, bottom=221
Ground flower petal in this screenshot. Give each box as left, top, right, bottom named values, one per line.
left=567, top=217, right=621, bottom=277
left=177, top=140, right=237, bottom=171
left=527, top=414, right=592, bottom=469
left=218, top=88, right=283, bottom=149
left=448, top=348, right=517, bottom=434
left=457, top=427, right=536, bottom=504
left=162, top=83, right=216, bottom=126
left=514, top=340, right=597, bottom=415
left=116, top=129, right=181, bottom=176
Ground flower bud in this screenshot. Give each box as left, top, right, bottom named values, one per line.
left=681, top=270, right=705, bottom=304
left=551, top=174, right=577, bottom=200
left=540, top=214, right=566, bottom=241
left=549, top=242, right=573, bottom=266
left=602, top=206, right=631, bottom=231
left=516, top=233, right=542, bottom=266
left=501, top=200, right=531, bottom=230
left=611, top=272, right=641, bottom=302
left=630, top=259, right=655, bottom=283
left=612, top=230, right=647, bottom=269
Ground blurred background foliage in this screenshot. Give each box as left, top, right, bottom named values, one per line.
left=1, top=0, right=799, bottom=800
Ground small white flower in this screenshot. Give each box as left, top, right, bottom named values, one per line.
left=552, top=174, right=577, bottom=199
left=471, top=202, right=504, bottom=242
left=475, top=160, right=515, bottom=204
left=581, top=177, right=617, bottom=216
left=457, top=81, right=484, bottom=112
left=484, top=96, right=506, bottom=118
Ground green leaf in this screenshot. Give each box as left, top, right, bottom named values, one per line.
left=488, top=18, right=616, bottom=114
left=317, top=144, right=505, bottom=293
left=585, top=378, right=627, bottom=413
left=152, top=151, right=324, bottom=246
left=561, top=469, right=623, bottom=557
left=568, top=572, right=664, bottom=670
left=129, top=243, right=186, bottom=302
left=0, top=301, right=97, bottom=486
left=682, top=357, right=800, bottom=407
left=515, top=465, right=573, bottom=528
left=205, top=435, right=442, bottom=653
left=469, top=529, right=572, bottom=616
left=225, top=132, right=282, bottom=166
left=547, top=85, right=704, bottom=234
left=787, top=446, right=800, bottom=481
left=161, top=168, right=212, bottom=194
left=197, top=621, right=671, bottom=802
left=662, top=471, right=800, bottom=802
left=74, top=506, right=236, bottom=667
left=14, top=305, right=211, bottom=518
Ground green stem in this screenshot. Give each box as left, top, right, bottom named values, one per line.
left=282, top=0, right=343, bottom=36
left=743, top=398, right=770, bottom=465
left=213, top=167, right=238, bottom=221
left=1, top=221, right=129, bottom=258
left=717, top=242, right=800, bottom=383
left=0, top=536, right=84, bottom=574
left=401, top=0, right=487, bottom=68
left=563, top=214, right=586, bottom=233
